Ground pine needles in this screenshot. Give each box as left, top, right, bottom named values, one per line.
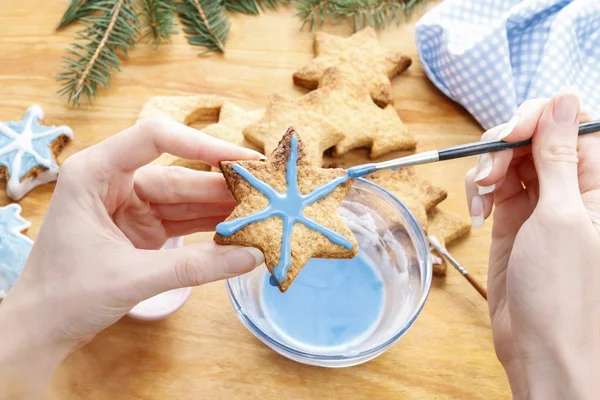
left=295, top=0, right=429, bottom=31
left=57, top=0, right=139, bottom=107
left=177, top=0, right=229, bottom=53
left=224, top=0, right=283, bottom=15
left=141, top=0, right=178, bottom=46
left=56, top=0, right=430, bottom=107
left=57, top=0, right=101, bottom=29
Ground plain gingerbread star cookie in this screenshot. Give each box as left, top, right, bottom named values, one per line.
left=299, top=67, right=416, bottom=158
left=203, top=102, right=264, bottom=151
left=366, top=167, right=447, bottom=231
left=139, top=95, right=226, bottom=171
left=294, top=27, right=412, bottom=107
left=214, top=127, right=358, bottom=292
left=243, top=94, right=344, bottom=167
left=204, top=102, right=265, bottom=172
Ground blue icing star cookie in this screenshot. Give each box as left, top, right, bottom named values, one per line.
left=0, top=204, right=33, bottom=298
left=0, top=105, right=73, bottom=200
left=214, top=127, right=358, bottom=292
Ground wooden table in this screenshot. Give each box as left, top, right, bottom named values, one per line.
left=0, top=1, right=510, bottom=398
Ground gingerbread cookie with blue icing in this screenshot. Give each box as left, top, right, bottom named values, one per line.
left=214, top=127, right=358, bottom=292
left=0, top=204, right=33, bottom=298
left=0, top=105, right=73, bottom=200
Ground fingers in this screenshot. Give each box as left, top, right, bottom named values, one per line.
left=152, top=202, right=235, bottom=221
left=531, top=88, right=581, bottom=204
left=474, top=126, right=514, bottom=193
left=491, top=162, right=527, bottom=206
left=134, top=166, right=235, bottom=204
left=133, top=242, right=265, bottom=298
left=474, top=98, right=548, bottom=189
left=465, top=167, right=494, bottom=228
left=92, top=116, right=264, bottom=173
left=502, top=98, right=549, bottom=142
left=163, top=216, right=229, bottom=236
left=574, top=112, right=600, bottom=195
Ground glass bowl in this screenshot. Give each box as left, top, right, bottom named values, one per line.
left=226, top=178, right=432, bottom=367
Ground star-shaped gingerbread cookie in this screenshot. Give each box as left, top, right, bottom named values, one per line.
left=300, top=67, right=416, bottom=158
left=203, top=102, right=264, bottom=150
left=214, top=127, right=358, bottom=292
left=366, top=168, right=447, bottom=231
left=203, top=102, right=265, bottom=172
left=294, top=27, right=412, bottom=108
left=0, top=105, right=73, bottom=200
left=137, top=95, right=223, bottom=125
left=140, top=95, right=225, bottom=171
left=243, top=94, right=344, bottom=167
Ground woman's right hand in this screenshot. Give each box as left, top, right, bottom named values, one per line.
left=465, top=89, right=600, bottom=399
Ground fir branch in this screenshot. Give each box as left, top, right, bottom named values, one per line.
left=140, top=0, right=178, bottom=46
left=294, top=0, right=331, bottom=30
left=57, top=0, right=101, bottom=30
left=336, top=0, right=401, bottom=30
left=223, top=0, right=283, bottom=15
left=294, top=0, right=430, bottom=30
left=57, top=0, right=140, bottom=107
left=177, top=0, right=229, bottom=53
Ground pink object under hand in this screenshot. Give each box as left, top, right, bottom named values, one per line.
left=127, top=237, right=192, bottom=321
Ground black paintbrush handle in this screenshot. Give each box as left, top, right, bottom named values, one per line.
left=438, top=120, right=600, bottom=162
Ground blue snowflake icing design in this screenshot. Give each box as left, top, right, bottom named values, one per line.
left=216, top=134, right=354, bottom=284
left=0, top=105, right=73, bottom=200
left=0, top=204, right=33, bottom=298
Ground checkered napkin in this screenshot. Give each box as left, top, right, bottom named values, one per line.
left=415, top=0, right=600, bottom=130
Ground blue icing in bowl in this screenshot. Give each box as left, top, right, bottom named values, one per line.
left=261, top=253, right=384, bottom=351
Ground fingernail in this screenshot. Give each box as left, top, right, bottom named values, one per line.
left=477, top=183, right=495, bottom=195
left=245, top=247, right=265, bottom=266
left=553, top=88, right=580, bottom=124
left=246, top=149, right=266, bottom=160
left=498, top=115, right=519, bottom=140
left=470, top=196, right=484, bottom=229
left=223, top=247, right=265, bottom=273
left=474, top=154, right=493, bottom=182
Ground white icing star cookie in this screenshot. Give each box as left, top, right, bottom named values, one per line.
left=0, top=204, right=33, bottom=298
left=0, top=105, right=73, bottom=200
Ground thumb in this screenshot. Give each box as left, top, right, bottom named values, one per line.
left=133, top=242, right=265, bottom=300
left=532, top=89, right=581, bottom=204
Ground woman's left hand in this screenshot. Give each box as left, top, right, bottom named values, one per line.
left=0, top=117, right=265, bottom=399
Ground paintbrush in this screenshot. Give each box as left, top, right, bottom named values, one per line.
left=428, top=235, right=487, bottom=300
left=347, top=120, right=600, bottom=177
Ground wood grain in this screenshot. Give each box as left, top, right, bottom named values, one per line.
left=0, top=1, right=509, bottom=398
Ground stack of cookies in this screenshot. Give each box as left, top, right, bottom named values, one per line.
left=138, top=27, right=470, bottom=276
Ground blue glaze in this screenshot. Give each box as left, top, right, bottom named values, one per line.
left=261, top=254, right=384, bottom=349
left=346, top=163, right=377, bottom=178
left=216, top=134, right=354, bottom=283
left=0, top=204, right=33, bottom=298
left=269, top=275, right=278, bottom=287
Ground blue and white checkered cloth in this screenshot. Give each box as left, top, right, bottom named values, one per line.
left=415, top=0, right=600, bottom=130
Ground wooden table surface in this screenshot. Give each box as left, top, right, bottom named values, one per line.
left=0, top=1, right=510, bottom=398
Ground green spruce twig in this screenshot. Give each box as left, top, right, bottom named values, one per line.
left=294, top=0, right=331, bottom=30
left=177, top=0, right=229, bottom=53
left=223, top=0, right=283, bottom=15
left=140, top=0, right=178, bottom=46
left=57, top=0, right=140, bottom=106
left=294, top=0, right=429, bottom=31
left=57, top=0, right=101, bottom=29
